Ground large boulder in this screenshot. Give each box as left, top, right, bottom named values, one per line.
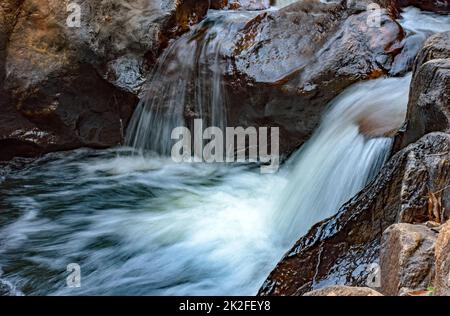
left=225, top=0, right=405, bottom=155
left=435, top=220, right=450, bottom=295
left=259, top=132, right=450, bottom=296
left=396, top=32, right=450, bottom=151
left=0, top=0, right=210, bottom=161
left=380, top=223, right=438, bottom=296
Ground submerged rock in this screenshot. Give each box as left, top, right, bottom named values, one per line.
left=0, top=0, right=210, bottom=161
left=380, top=223, right=438, bottom=296
left=303, top=285, right=383, bottom=296
left=225, top=0, right=405, bottom=155
left=259, top=132, right=450, bottom=296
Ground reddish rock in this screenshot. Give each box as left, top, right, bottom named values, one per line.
left=380, top=223, right=438, bottom=296
left=0, top=0, right=210, bottom=161
left=225, top=0, right=405, bottom=155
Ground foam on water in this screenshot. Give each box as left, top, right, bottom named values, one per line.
left=0, top=6, right=448, bottom=296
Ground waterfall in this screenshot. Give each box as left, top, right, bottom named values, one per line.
left=1, top=5, right=449, bottom=297
left=272, top=75, right=412, bottom=244
left=125, top=11, right=255, bottom=155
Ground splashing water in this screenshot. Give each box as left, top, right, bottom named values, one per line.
left=271, top=75, right=411, bottom=245
left=125, top=11, right=257, bottom=155
left=0, top=7, right=447, bottom=296
left=0, top=74, right=411, bottom=296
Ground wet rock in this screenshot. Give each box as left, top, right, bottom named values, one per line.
left=413, top=32, right=450, bottom=73
left=388, top=0, right=450, bottom=14
left=396, top=32, right=450, bottom=151
left=435, top=220, right=450, bottom=295
left=210, top=0, right=271, bottom=10
left=259, top=132, right=450, bottom=296
left=389, top=33, right=427, bottom=76
left=303, top=285, right=383, bottom=296
left=380, top=223, right=438, bottom=296
left=226, top=0, right=405, bottom=155
left=0, top=0, right=210, bottom=161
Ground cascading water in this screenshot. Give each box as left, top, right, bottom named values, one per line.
left=0, top=75, right=412, bottom=296
left=125, top=11, right=256, bottom=155
left=271, top=75, right=411, bottom=245
left=0, top=6, right=448, bottom=296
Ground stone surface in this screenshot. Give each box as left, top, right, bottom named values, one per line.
left=225, top=0, right=405, bottom=155
left=303, top=285, right=383, bottom=296
left=397, top=32, right=450, bottom=151
left=259, top=132, right=450, bottom=296
left=0, top=0, right=210, bottom=161
left=435, top=220, right=450, bottom=296
left=391, top=0, right=450, bottom=14
left=380, top=223, right=438, bottom=296
left=210, top=0, right=271, bottom=10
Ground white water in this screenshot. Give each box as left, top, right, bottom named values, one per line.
left=0, top=6, right=448, bottom=296
left=0, top=75, right=411, bottom=296
left=400, top=7, right=450, bottom=34
left=272, top=75, right=411, bottom=244
left=125, top=11, right=257, bottom=155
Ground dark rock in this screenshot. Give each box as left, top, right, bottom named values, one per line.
left=259, top=132, right=450, bottom=296
left=396, top=32, right=450, bottom=150
left=0, top=0, right=210, bottom=161
left=380, top=223, right=438, bottom=296
left=225, top=0, right=405, bottom=155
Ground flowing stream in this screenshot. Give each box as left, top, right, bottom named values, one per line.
left=0, top=6, right=448, bottom=296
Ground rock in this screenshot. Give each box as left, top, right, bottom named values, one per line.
left=210, top=0, right=271, bottom=10
left=413, top=32, right=450, bottom=74
left=396, top=32, right=450, bottom=151
left=0, top=0, right=210, bottom=161
left=259, top=132, right=450, bottom=296
left=380, top=223, right=438, bottom=296
left=389, top=33, right=427, bottom=77
left=435, top=220, right=450, bottom=295
left=303, top=285, right=383, bottom=296
left=388, top=0, right=450, bottom=14
left=225, top=0, right=405, bottom=155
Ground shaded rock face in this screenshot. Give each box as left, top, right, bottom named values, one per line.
left=225, top=0, right=405, bottom=155
left=397, top=32, right=450, bottom=151
left=259, top=132, right=450, bottom=296
left=303, top=285, right=383, bottom=296
left=0, top=0, right=209, bottom=161
left=380, top=223, right=438, bottom=296
left=435, top=220, right=450, bottom=295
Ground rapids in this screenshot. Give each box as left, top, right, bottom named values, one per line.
left=0, top=6, right=448, bottom=296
